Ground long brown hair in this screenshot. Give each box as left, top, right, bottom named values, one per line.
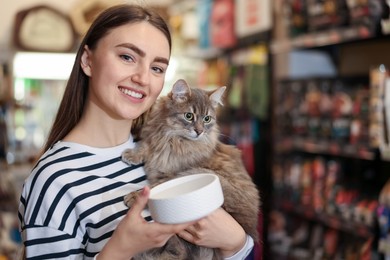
left=42, top=4, right=171, bottom=153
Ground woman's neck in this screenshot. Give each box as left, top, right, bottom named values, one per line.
left=63, top=112, right=133, bottom=148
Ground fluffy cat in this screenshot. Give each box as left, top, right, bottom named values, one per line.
left=122, top=79, right=260, bottom=260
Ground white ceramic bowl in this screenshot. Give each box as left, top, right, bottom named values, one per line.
left=148, top=173, right=224, bottom=224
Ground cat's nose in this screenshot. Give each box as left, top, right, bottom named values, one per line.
left=194, top=128, right=203, bottom=136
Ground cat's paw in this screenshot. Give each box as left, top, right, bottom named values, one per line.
left=121, top=149, right=142, bottom=166
left=124, top=190, right=141, bottom=207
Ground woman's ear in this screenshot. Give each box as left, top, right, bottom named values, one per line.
left=80, top=45, right=92, bottom=76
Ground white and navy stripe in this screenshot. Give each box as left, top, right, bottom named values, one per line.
left=18, top=136, right=149, bottom=259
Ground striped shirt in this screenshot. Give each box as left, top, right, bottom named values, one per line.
left=18, top=136, right=254, bottom=260
left=18, top=136, right=148, bottom=259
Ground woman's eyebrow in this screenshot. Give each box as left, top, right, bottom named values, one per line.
left=116, top=43, right=169, bottom=65
left=117, top=43, right=145, bottom=57
left=155, top=57, right=169, bottom=65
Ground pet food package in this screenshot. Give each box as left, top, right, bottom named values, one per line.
left=382, top=0, right=390, bottom=34
left=288, top=0, right=308, bottom=37
left=369, top=65, right=390, bottom=161
left=234, top=0, right=272, bottom=38
left=347, top=0, right=386, bottom=34
left=378, top=180, right=390, bottom=256
left=306, top=0, right=349, bottom=32
left=210, top=0, right=237, bottom=49
left=197, top=0, right=213, bottom=49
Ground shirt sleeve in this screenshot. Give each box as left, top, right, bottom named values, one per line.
left=22, top=225, right=86, bottom=259
left=224, top=235, right=254, bottom=260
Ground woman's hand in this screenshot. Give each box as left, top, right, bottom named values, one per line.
left=177, top=208, right=246, bottom=258
left=97, top=187, right=194, bottom=260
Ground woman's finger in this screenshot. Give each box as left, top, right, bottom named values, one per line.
left=128, top=187, right=149, bottom=215
left=154, top=220, right=197, bottom=236
left=184, top=224, right=200, bottom=236
left=177, top=230, right=196, bottom=244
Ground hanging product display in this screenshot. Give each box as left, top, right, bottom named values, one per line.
left=245, top=63, right=269, bottom=120
left=227, top=44, right=270, bottom=119
left=227, top=66, right=245, bottom=109
left=234, top=0, right=272, bottom=38
left=197, top=0, right=213, bottom=49
left=13, top=5, right=77, bottom=52
left=69, top=0, right=119, bottom=36
left=210, top=0, right=237, bottom=48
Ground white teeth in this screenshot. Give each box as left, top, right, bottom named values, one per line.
left=120, top=88, right=143, bottom=99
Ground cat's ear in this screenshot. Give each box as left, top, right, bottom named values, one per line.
left=171, top=79, right=191, bottom=103
left=210, top=86, right=226, bottom=108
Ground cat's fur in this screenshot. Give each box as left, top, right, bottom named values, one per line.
left=122, top=79, right=260, bottom=260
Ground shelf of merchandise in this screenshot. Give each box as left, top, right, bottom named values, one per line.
left=269, top=15, right=390, bottom=257
left=271, top=25, right=376, bottom=54
left=274, top=198, right=375, bottom=239
left=275, top=137, right=375, bottom=160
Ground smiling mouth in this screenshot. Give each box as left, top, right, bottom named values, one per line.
left=119, top=87, right=144, bottom=99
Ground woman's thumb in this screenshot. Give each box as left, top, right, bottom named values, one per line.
left=130, top=186, right=150, bottom=214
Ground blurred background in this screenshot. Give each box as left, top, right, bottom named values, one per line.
left=1, top=0, right=390, bottom=259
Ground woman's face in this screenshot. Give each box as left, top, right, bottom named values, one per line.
left=81, top=21, right=170, bottom=120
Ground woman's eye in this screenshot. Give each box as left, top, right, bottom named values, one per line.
left=152, top=66, right=164, bottom=74
left=184, top=113, right=194, bottom=121
left=203, top=115, right=211, bottom=123
left=120, top=54, right=134, bottom=62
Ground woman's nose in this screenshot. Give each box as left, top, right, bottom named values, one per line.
left=131, top=66, right=150, bottom=86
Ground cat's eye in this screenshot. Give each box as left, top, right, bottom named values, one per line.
left=203, top=115, right=212, bottom=123
left=184, top=112, right=194, bottom=121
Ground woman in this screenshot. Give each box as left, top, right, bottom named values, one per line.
left=18, top=4, right=254, bottom=259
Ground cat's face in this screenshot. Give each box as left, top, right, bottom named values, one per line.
left=162, top=79, right=225, bottom=141
left=169, top=90, right=218, bottom=140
